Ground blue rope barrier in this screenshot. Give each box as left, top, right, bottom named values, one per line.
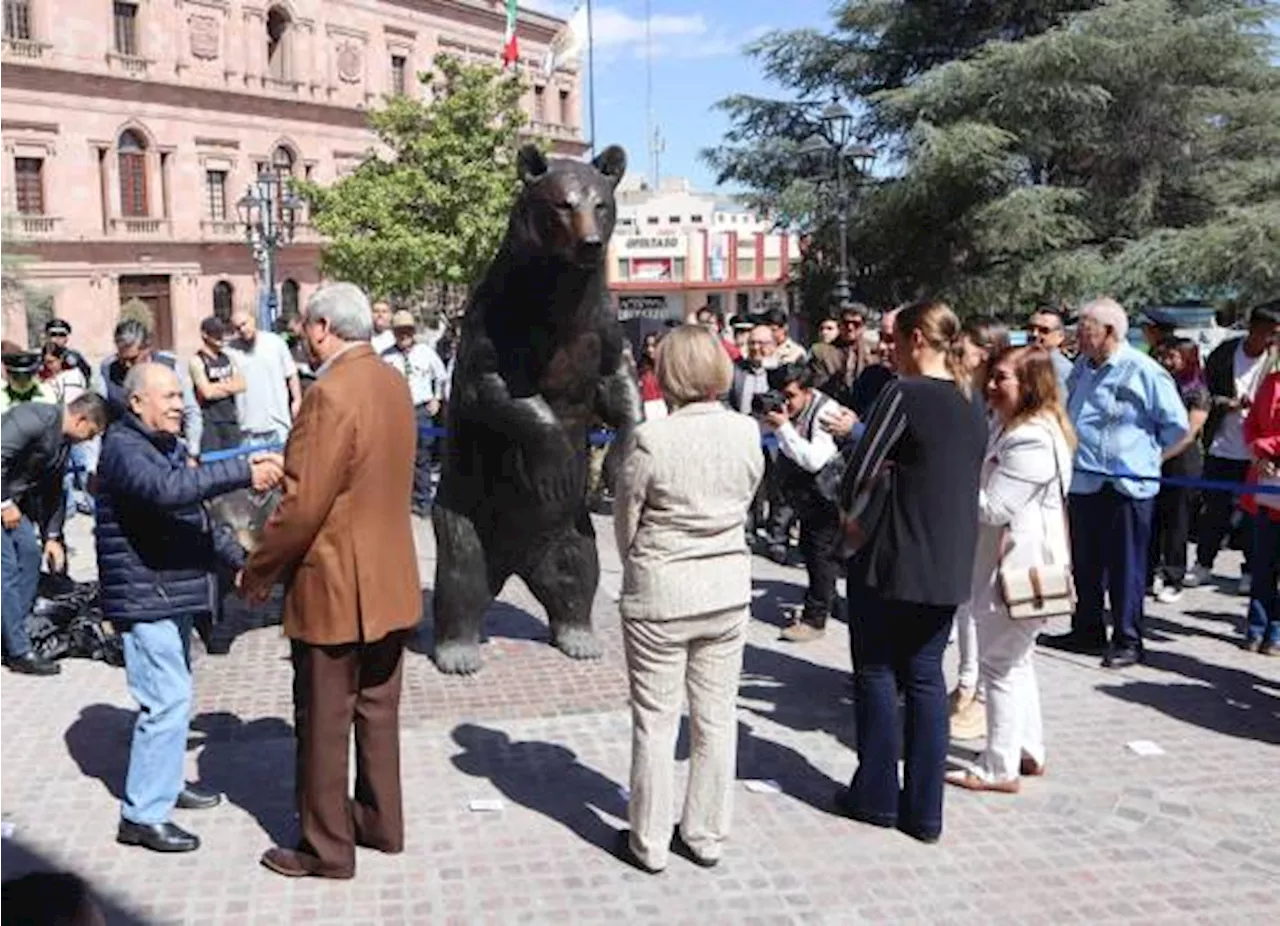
left=1074, top=466, right=1280, bottom=496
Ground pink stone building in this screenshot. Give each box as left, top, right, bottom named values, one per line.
left=1, top=0, right=585, bottom=358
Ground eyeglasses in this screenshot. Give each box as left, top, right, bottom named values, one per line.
left=1027, top=324, right=1059, bottom=335
left=842, top=319, right=864, bottom=327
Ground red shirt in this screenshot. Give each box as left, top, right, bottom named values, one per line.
left=1241, top=369, right=1280, bottom=522
left=639, top=368, right=663, bottom=403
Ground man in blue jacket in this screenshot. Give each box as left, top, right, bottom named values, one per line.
left=95, top=362, right=283, bottom=854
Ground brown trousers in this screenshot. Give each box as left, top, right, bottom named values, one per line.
left=290, top=630, right=409, bottom=876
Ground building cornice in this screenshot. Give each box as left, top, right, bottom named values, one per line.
left=379, top=0, right=561, bottom=43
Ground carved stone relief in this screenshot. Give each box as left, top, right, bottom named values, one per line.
left=336, top=42, right=363, bottom=83
left=189, top=15, right=220, bottom=60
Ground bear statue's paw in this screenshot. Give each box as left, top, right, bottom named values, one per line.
left=432, top=640, right=484, bottom=675
left=552, top=626, right=603, bottom=661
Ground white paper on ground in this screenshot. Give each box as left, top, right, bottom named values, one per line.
left=468, top=798, right=505, bottom=812
left=744, top=779, right=782, bottom=794
left=1, top=821, right=14, bottom=839
left=1125, top=740, right=1166, bottom=756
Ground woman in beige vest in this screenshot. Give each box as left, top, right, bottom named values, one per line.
left=613, top=325, right=765, bottom=873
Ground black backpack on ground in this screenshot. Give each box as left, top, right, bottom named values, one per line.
left=28, top=573, right=125, bottom=668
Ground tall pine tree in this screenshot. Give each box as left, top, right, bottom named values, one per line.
left=707, top=0, right=1279, bottom=317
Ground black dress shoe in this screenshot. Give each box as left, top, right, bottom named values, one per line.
left=177, top=783, right=223, bottom=810
left=117, top=820, right=199, bottom=853
left=1102, top=647, right=1142, bottom=669
left=1038, top=630, right=1106, bottom=656
left=7, top=652, right=61, bottom=676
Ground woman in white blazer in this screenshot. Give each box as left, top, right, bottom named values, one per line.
left=613, top=324, right=765, bottom=873
left=948, top=346, right=1075, bottom=793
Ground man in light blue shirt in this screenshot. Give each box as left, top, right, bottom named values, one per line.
left=1042, top=298, right=1188, bottom=669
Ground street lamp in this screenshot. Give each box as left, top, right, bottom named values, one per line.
left=237, top=168, right=303, bottom=331
left=800, top=94, right=876, bottom=310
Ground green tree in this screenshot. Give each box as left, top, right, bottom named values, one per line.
left=707, top=1, right=1279, bottom=317
left=298, top=54, right=529, bottom=308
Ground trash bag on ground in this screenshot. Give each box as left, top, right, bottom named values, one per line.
left=28, top=573, right=124, bottom=667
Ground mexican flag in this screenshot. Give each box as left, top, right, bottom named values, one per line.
left=502, top=0, right=519, bottom=68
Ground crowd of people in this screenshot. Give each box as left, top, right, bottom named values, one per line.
left=613, top=293, right=1278, bottom=864
left=1, top=282, right=1277, bottom=881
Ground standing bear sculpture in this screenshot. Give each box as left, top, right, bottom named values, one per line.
left=430, top=143, right=641, bottom=675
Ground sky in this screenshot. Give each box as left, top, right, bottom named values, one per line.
left=524, top=0, right=835, bottom=193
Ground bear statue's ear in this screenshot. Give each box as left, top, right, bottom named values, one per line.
left=592, top=145, right=627, bottom=187
left=517, top=144, right=549, bottom=185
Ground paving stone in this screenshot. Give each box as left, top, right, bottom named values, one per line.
left=1, top=512, right=1278, bottom=923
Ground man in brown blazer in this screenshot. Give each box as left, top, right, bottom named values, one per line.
left=239, top=282, right=421, bottom=879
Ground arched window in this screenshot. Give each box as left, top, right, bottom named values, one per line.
left=213, top=281, right=234, bottom=321
left=281, top=279, right=299, bottom=318
left=272, top=145, right=295, bottom=178
left=266, top=7, right=291, bottom=81
left=118, top=129, right=148, bottom=217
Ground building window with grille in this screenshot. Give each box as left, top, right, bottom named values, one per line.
left=212, top=280, right=234, bottom=321
left=13, top=157, right=43, bottom=214
left=736, top=257, right=755, bottom=279
left=266, top=6, right=291, bottom=81
left=113, top=2, right=138, bottom=56
left=390, top=54, right=407, bottom=96
left=533, top=85, right=546, bottom=122
left=4, top=0, right=31, bottom=40
left=558, top=89, right=570, bottom=126
left=205, top=170, right=227, bottom=221
left=117, top=130, right=148, bottom=217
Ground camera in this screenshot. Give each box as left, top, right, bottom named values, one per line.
left=751, top=390, right=788, bottom=417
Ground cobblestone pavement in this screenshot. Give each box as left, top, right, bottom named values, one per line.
left=2, top=512, right=1278, bottom=924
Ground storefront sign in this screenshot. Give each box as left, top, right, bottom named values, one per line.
left=631, top=258, right=672, bottom=282
left=618, top=234, right=683, bottom=257
left=617, top=294, right=671, bottom=321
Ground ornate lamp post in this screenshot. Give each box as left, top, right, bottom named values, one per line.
left=236, top=169, right=303, bottom=331
left=800, top=95, right=875, bottom=309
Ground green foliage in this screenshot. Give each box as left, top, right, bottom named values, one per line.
left=706, top=0, right=1280, bottom=316
left=298, top=54, right=529, bottom=306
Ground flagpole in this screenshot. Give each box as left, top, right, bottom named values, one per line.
left=586, top=0, right=596, bottom=156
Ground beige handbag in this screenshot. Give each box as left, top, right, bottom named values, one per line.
left=998, top=428, right=1076, bottom=620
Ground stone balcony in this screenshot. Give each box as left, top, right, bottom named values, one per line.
left=2, top=37, right=50, bottom=60
left=104, top=52, right=151, bottom=77
left=527, top=120, right=582, bottom=141
left=13, top=215, right=60, bottom=236
left=200, top=219, right=244, bottom=241
left=109, top=216, right=171, bottom=238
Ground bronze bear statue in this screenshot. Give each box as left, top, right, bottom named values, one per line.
left=430, top=143, right=641, bottom=675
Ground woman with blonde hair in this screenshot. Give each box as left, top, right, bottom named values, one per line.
left=947, top=346, right=1075, bottom=793
left=613, top=324, right=765, bottom=873
left=835, top=299, right=987, bottom=843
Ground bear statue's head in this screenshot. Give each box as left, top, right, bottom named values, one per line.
left=509, top=143, right=627, bottom=269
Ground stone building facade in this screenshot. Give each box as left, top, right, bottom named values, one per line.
left=1, top=0, right=584, bottom=357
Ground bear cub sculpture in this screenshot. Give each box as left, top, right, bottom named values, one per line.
left=430, top=143, right=641, bottom=675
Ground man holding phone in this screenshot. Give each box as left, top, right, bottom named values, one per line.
left=761, top=362, right=849, bottom=642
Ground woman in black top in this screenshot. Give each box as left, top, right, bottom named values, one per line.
left=836, top=300, right=987, bottom=843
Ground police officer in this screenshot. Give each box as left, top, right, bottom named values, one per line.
left=1, top=349, right=57, bottom=414
left=43, top=319, right=92, bottom=385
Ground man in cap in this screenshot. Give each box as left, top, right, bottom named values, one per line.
left=43, top=318, right=93, bottom=385
left=381, top=309, right=448, bottom=516
left=1, top=346, right=57, bottom=414
left=2, top=391, right=109, bottom=674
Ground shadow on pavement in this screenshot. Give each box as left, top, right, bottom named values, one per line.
left=739, top=643, right=856, bottom=750
left=63, top=704, right=297, bottom=845
left=735, top=720, right=844, bottom=814
left=191, top=712, right=297, bottom=846
left=1097, top=649, right=1280, bottom=746
left=2, top=835, right=155, bottom=925
left=449, top=723, right=626, bottom=851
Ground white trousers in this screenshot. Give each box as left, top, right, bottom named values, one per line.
left=974, top=609, right=1046, bottom=782
left=955, top=602, right=980, bottom=693
left=623, top=606, right=747, bottom=870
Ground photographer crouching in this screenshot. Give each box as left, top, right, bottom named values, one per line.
left=758, top=362, right=849, bottom=642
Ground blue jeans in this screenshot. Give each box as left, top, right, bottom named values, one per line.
left=846, top=588, right=954, bottom=840
left=1246, top=515, right=1280, bottom=645
left=120, top=617, right=194, bottom=825
left=1, top=515, right=42, bottom=659
left=1069, top=487, right=1155, bottom=651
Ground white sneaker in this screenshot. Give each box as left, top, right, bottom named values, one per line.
left=1183, top=564, right=1211, bottom=588
left=1150, top=575, right=1166, bottom=596
left=1155, top=587, right=1183, bottom=605
left=1238, top=573, right=1252, bottom=596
